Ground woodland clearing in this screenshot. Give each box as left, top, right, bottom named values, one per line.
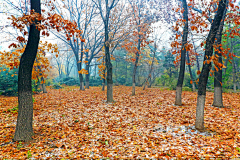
left=0, top=86, right=240, bottom=159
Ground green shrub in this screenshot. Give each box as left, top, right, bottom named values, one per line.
left=51, top=83, right=62, bottom=89
left=45, top=78, right=53, bottom=86
left=59, top=77, right=79, bottom=86
left=0, top=67, right=18, bottom=96
left=0, top=67, right=41, bottom=96
left=182, top=87, right=192, bottom=91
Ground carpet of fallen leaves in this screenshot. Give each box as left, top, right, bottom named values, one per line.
left=0, top=86, right=240, bottom=159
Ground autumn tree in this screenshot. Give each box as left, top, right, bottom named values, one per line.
left=195, top=0, right=227, bottom=131
left=5, top=0, right=84, bottom=141
left=174, top=0, right=189, bottom=106
left=212, top=0, right=228, bottom=107
left=14, top=0, right=41, bottom=141
left=125, top=0, right=154, bottom=95
left=44, top=0, right=98, bottom=90
left=93, top=0, right=120, bottom=102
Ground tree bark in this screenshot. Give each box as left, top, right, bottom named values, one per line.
left=186, top=51, right=196, bottom=92
left=79, top=41, right=85, bottom=90
left=14, top=0, right=41, bottom=141
left=213, top=2, right=227, bottom=107
left=105, top=33, right=113, bottom=102
left=195, top=0, right=227, bottom=131
left=85, top=66, right=90, bottom=89
left=40, top=77, right=47, bottom=93
left=115, top=61, right=119, bottom=85
left=175, top=0, right=188, bottom=106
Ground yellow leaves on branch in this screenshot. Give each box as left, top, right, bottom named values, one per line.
left=78, top=69, right=88, bottom=75
left=0, top=41, right=53, bottom=80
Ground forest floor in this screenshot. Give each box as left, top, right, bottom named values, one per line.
left=0, top=86, right=240, bottom=159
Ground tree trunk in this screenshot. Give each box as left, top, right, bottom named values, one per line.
left=192, top=37, right=200, bottom=71
left=85, top=63, right=90, bottom=89
left=103, top=8, right=114, bottom=102
left=125, top=62, right=128, bottom=85
left=175, top=0, right=188, bottom=106
left=80, top=41, right=85, bottom=90
left=115, top=61, right=118, bottom=85
left=105, top=42, right=113, bottom=102
left=195, top=0, right=226, bottom=131
left=143, top=42, right=156, bottom=90
left=14, top=0, right=41, bottom=142
left=41, top=77, right=47, bottom=93
left=132, top=28, right=141, bottom=96
left=102, top=73, right=105, bottom=91
left=232, top=57, right=237, bottom=92
left=213, top=3, right=227, bottom=107
left=186, top=52, right=196, bottom=92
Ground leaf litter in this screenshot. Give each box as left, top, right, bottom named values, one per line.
left=0, top=86, right=239, bottom=159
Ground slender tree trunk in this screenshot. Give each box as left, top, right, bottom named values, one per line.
left=79, top=41, right=85, bottom=90
left=175, top=0, right=188, bottom=106
left=132, top=51, right=139, bottom=95
left=132, top=30, right=141, bottom=96
left=232, top=58, right=237, bottom=92
left=125, top=62, right=128, bottom=85
left=103, top=8, right=114, bottom=102
left=94, top=63, right=97, bottom=79
left=213, top=3, right=227, bottom=107
left=186, top=52, right=196, bottom=92
left=41, top=77, right=47, bottom=93
left=14, top=0, right=41, bottom=141
left=195, top=0, right=226, bottom=131
left=102, top=73, right=105, bottom=91
left=115, top=61, right=118, bottom=85
left=85, top=56, right=90, bottom=89
left=143, top=42, right=156, bottom=90
left=85, top=70, right=90, bottom=89
left=229, top=37, right=238, bottom=92
left=192, top=37, right=200, bottom=71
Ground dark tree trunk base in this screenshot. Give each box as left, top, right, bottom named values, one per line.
left=14, top=91, right=34, bottom=142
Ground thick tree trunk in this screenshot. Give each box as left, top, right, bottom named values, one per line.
left=186, top=52, right=196, bottom=92
left=175, top=0, right=188, bottom=106
left=195, top=0, right=226, bottom=131
left=14, top=0, right=41, bottom=141
left=213, top=4, right=227, bottom=107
